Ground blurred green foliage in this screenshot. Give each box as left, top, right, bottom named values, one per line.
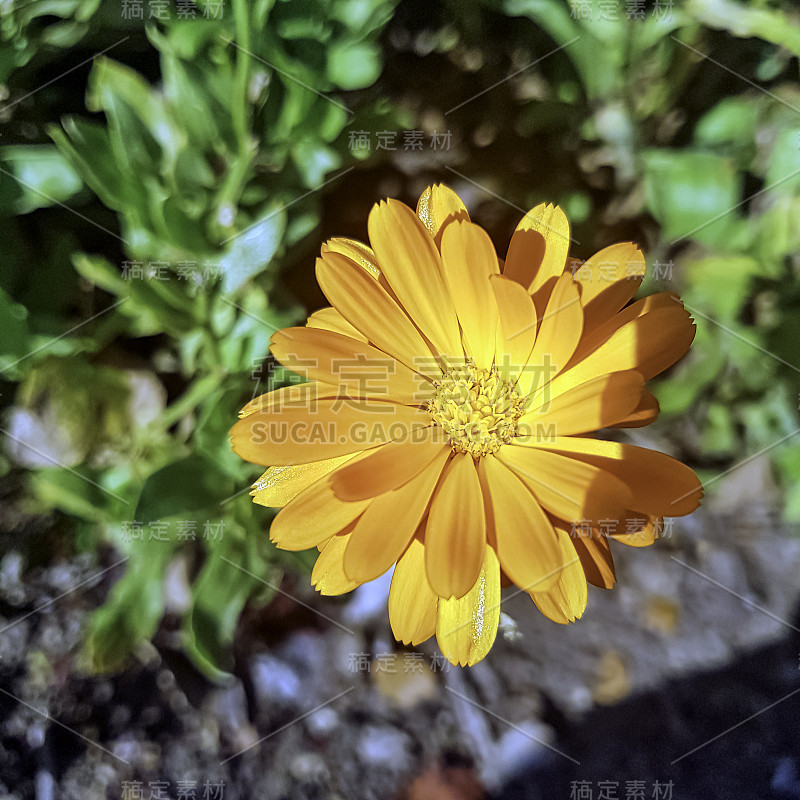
left=1, top=0, right=800, bottom=676
left=0, top=0, right=398, bottom=677
left=478, top=0, right=800, bottom=511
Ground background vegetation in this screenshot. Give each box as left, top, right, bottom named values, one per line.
left=1, top=0, right=799, bottom=680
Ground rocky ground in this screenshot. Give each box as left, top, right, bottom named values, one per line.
left=1, top=454, right=800, bottom=800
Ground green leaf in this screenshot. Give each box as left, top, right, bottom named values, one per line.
left=49, top=118, right=124, bottom=211
left=642, top=149, right=742, bottom=246
left=29, top=469, right=111, bottom=523
left=0, top=287, right=30, bottom=378
left=87, top=57, right=185, bottom=174
left=87, top=546, right=173, bottom=672
left=71, top=253, right=129, bottom=295
left=183, top=532, right=275, bottom=680
left=134, top=454, right=235, bottom=525
left=701, top=403, right=737, bottom=457
left=683, top=255, right=761, bottom=320
left=327, top=40, right=381, bottom=90
left=694, top=96, right=762, bottom=153
left=218, top=206, right=286, bottom=293
left=764, top=127, right=800, bottom=195
left=684, top=0, right=800, bottom=59
left=777, top=444, right=800, bottom=522
left=0, top=146, right=83, bottom=215
left=291, top=138, right=341, bottom=188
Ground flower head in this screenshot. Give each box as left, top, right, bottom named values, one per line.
left=230, top=184, right=702, bottom=666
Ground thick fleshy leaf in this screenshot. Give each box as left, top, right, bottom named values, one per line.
left=389, top=537, right=438, bottom=645
left=425, top=454, right=486, bottom=599
left=368, top=199, right=463, bottom=357
left=436, top=544, right=501, bottom=666
left=440, top=219, right=501, bottom=368
left=479, top=456, right=563, bottom=592
left=530, top=526, right=587, bottom=623
left=343, top=448, right=449, bottom=583
left=531, top=436, right=703, bottom=516
left=416, top=183, right=470, bottom=247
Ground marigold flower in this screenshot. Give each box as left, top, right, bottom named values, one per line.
left=230, top=184, right=702, bottom=666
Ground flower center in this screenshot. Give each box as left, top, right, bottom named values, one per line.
left=427, top=363, right=526, bottom=457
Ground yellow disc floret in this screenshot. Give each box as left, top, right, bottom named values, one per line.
left=427, top=363, right=526, bottom=457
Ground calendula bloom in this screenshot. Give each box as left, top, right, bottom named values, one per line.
left=230, top=184, right=702, bottom=666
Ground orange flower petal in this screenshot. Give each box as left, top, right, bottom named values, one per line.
left=238, top=381, right=337, bottom=419
left=530, top=525, right=587, bottom=623
left=307, top=307, right=366, bottom=341
left=389, top=537, right=439, bottom=645
left=230, top=400, right=431, bottom=466
left=321, top=236, right=381, bottom=279
left=436, top=544, right=501, bottom=666
left=498, top=444, right=633, bottom=526
left=530, top=436, right=703, bottom=516
left=490, top=274, right=538, bottom=380
left=416, top=183, right=470, bottom=248
left=610, top=513, right=661, bottom=547
left=573, top=242, right=645, bottom=332
left=504, top=203, right=570, bottom=299
left=522, top=370, right=644, bottom=436
left=252, top=453, right=358, bottom=508
left=425, top=454, right=486, bottom=599
left=479, top=455, right=563, bottom=592
left=517, top=273, right=583, bottom=398
left=368, top=199, right=463, bottom=357
left=572, top=533, right=615, bottom=589
left=331, top=427, right=449, bottom=501
left=440, top=219, right=501, bottom=368
left=608, top=390, right=660, bottom=428
left=316, top=252, right=441, bottom=379
left=547, top=301, right=695, bottom=398
left=271, top=326, right=433, bottom=404
left=343, top=448, right=449, bottom=583
left=312, top=529, right=360, bottom=595
left=270, top=459, right=371, bottom=550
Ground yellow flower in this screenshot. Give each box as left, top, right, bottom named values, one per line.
left=230, top=184, right=702, bottom=666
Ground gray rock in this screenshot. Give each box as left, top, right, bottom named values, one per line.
left=357, top=725, right=413, bottom=772
left=305, top=706, right=339, bottom=740
left=251, top=654, right=302, bottom=713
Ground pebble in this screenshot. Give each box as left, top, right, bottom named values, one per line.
left=357, top=726, right=412, bottom=772
left=305, top=707, right=339, bottom=740
left=251, top=654, right=302, bottom=712
left=772, top=757, right=800, bottom=798
left=290, top=753, right=329, bottom=783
